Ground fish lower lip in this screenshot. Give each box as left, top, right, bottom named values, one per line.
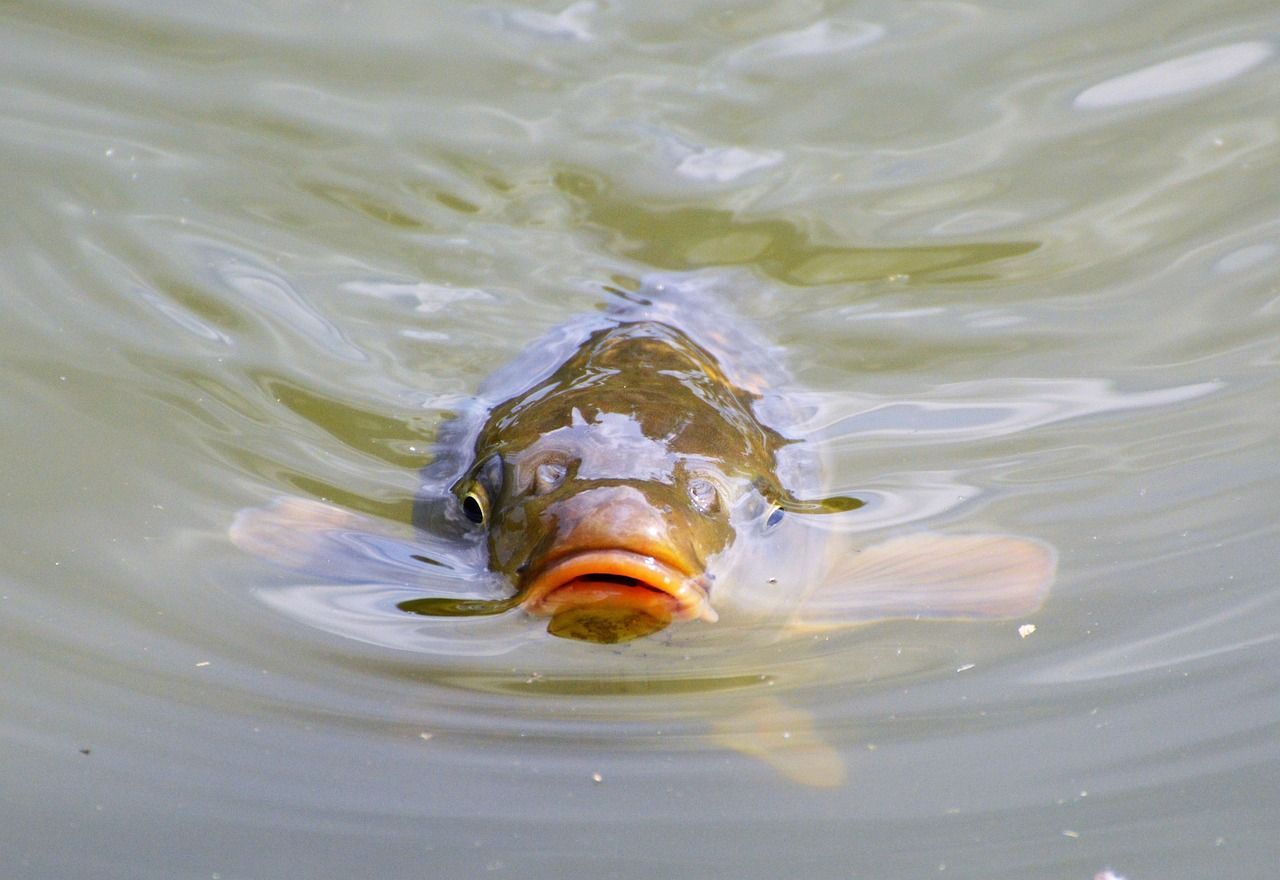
left=521, top=550, right=717, bottom=623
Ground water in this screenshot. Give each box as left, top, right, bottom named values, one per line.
left=2, top=1, right=1278, bottom=877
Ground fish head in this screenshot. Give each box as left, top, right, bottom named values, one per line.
left=453, top=408, right=771, bottom=643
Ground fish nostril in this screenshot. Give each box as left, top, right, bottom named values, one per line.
left=688, top=477, right=720, bottom=514
left=533, top=460, right=569, bottom=494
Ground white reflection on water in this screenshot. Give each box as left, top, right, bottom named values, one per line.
left=1074, top=41, right=1273, bottom=109
left=1029, top=592, right=1280, bottom=682
left=1213, top=241, right=1276, bottom=276
left=675, top=145, right=785, bottom=183
left=797, top=471, right=982, bottom=534
left=199, top=243, right=366, bottom=361
left=135, top=284, right=232, bottom=345
left=343, top=279, right=493, bottom=313
left=724, top=19, right=886, bottom=72
left=495, top=0, right=597, bottom=41
left=609, top=120, right=786, bottom=183
left=256, top=583, right=542, bottom=656
left=805, top=377, right=1221, bottom=442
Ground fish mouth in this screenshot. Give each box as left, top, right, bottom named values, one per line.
left=521, top=550, right=718, bottom=624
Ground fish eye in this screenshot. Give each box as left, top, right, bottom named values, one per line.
left=765, top=507, right=785, bottom=529
left=688, top=477, right=720, bottom=514
left=462, top=484, right=489, bottom=525
left=532, top=459, right=568, bottom=495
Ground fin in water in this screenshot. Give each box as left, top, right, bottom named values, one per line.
left=791, top=533, right=1054, bottom=632
left=230, top=497, right=461, bottom=584
left=710, top=696, right=847, bottom=788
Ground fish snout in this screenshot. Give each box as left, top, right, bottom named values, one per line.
left=519, top=484, right=717, bottom=638
left=541, top=485, right=680, bottom=558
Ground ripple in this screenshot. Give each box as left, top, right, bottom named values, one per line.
left=1075, top=41, right=1273, bottom=109
left=807, top=377, right=1222, bottom=443
left=724, top=19, right=886, bottom=72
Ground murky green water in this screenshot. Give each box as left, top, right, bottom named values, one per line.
left=3, top=1, right=1278, bottom=878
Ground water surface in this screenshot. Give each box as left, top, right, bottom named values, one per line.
left=2, top=1, right=1278, bottom=878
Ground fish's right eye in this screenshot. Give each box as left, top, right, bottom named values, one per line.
left=462, top=485, right=489, bottom=525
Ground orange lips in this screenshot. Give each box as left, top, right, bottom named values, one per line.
left=521, top=549, right=717, bottom=624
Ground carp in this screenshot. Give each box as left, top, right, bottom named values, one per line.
left=232, top=276, right=1052, bottom=645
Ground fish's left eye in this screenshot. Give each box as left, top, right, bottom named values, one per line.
left=461, top=484, right=489, bottom=526
left=765, top=507, right=785, bottom=529
left=688, top=478, right=720, bottom=514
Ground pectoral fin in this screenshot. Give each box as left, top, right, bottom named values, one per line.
left=791, top=533, right=1054, bottom=632
left=230, top=497, right=448, bottom=583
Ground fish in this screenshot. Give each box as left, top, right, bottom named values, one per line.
left=230, top=275, right=1054, bottom=786
left=232, top=276, right=1053, bottom=645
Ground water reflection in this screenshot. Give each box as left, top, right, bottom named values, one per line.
left=1075, top=41, right=1273, bottom=109
left=555, top=171, right=1039, bottom=284
left=805, top=377, right=1222, bottom=442
left=722, top=19, right=886, bottom=72
left=3, top=0, right=1278, bottom=873
left=258, top=583, right=540, bottom=656
left=205, top=244, right=366, bottom=361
